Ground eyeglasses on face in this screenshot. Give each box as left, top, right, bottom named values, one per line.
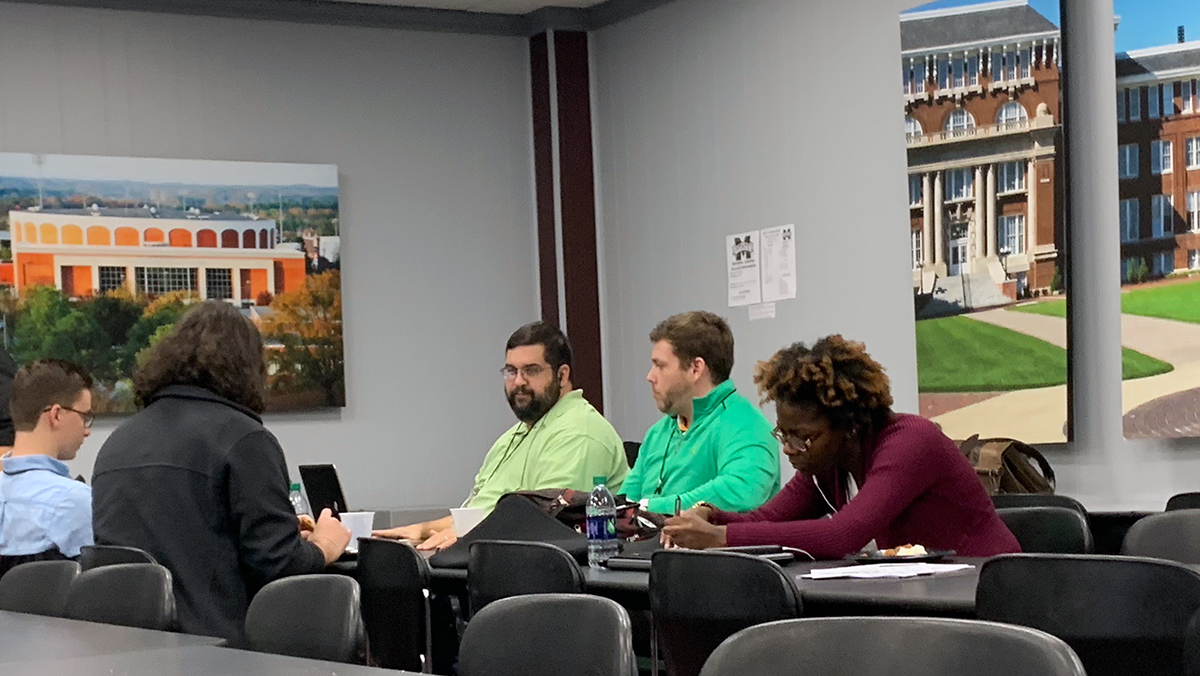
left=499, top=364, right=552, bottom=381
left=43, top=405, right=95, bottom=428
left=772, top=427, right=813, bottom=452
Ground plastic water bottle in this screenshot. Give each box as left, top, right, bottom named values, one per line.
left=587, top=476, right=618, bottom=568
left=288, top=483, right=311, bottom=516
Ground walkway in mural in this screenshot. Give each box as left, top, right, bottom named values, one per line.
left=930, top=308, right=1200, bottom=441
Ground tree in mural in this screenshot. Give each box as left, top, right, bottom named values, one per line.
left=261, top=270, right=344, bottom=407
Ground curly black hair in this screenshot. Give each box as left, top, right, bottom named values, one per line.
left=133, top=301, right=266, bottom=413
left=754, top=334, right=893, bottom=434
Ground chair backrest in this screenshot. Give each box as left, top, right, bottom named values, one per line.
left=79, top=544, right=158, bottom=570
left=977, top=553, right=1200, bottom=676
left=996, top=506, right=1094, bottom=553
left=458, top=593, right=635, bottom=676
left=1167, top=492, right=1200, bottom=512
left=357, top=537, right=431, bottom=671
left=63, top=563, right=176, bottom=631
left=698, top=617, right=1086, bottom=676
left=467, top=540, right=584, bottom=616
left=244, top=574, right=367, bottom=664
left=622, top=441, right=641, bottom=469
left=1122, top=510, right=1200, bottom=564
left=0, top=560, right=80, bottom=616
left=992, top=493, right=1089, bottom=515
left=650, top=549, right=803, bottom=676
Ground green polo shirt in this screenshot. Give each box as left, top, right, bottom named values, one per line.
left=623, top=380, right=780, bottom=514
left=466, top=390, right=628, bottom=512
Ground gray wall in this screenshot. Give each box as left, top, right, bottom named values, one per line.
left=592, top=0, right=920, bottom=453
left=0, top=2, right=538, bottom=509
left=594, top=0, right=1200, bottom=511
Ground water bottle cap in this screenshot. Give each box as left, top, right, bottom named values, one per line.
left=593, top=476, right=606, bottom=486
left=290, top=483, right=301, bottom=491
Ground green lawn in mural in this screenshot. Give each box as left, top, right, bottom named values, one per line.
left=917, top=315, right=1171, bottom=392
left=1012, top=278, right=1200, bottom=325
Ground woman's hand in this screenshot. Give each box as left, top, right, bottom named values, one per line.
left=661, top=510, right=728, bottom=550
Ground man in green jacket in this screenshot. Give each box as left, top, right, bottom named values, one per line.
left=374, top=321, right=628, bottom=550
left=624, top=311, right=780, bottom=514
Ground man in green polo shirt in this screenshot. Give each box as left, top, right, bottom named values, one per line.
left=623, top=311, right=780, bottom=514
left=373, top=322, right=627, bottom=551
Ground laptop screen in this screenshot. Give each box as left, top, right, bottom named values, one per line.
left=298, top=464, right=349, bottom=515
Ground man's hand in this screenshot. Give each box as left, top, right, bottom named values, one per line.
left=416, top=527, right=459, bottom=552
left=661, top=511, right=727, bottom=550
left=308, top=508, right=352, bottom=564
left=372, top=523, right=428, bottom=542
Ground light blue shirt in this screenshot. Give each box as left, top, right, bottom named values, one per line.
left=0, top=453, right=93, bottom=558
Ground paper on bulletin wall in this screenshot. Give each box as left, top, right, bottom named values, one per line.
left=760, top=224, right=797, bottom=303
left=748, top=302, right=776, bottom=321
left=726, top=230, right=762, bottom=307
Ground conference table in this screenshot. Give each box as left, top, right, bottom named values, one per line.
left=425, top=557, right=984, bottom=617
left=0, top=611, right=415, bottom=676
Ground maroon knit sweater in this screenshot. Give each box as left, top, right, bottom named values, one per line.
left=711, top=414, right=1020, bottom=559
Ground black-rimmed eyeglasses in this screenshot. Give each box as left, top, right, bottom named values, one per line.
left=43, top=405, right=94, bottom=428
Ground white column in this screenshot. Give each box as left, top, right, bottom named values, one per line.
left=197, top=266, right=208, bottom=300
left=1027, top=158, right=1038, bottom=255
left=974, top=165, right=986, bottom=259
left=91, top=266, right=100, bottom=294
left=266, top=263, right=276, bottom=299
left=922, top=173, right=933, bottom=266
left=125, top=266, right=136, bottom=294
left=933, top=171, right=945, bottom=265
left=232, top=268, right=243, bottom=304
left=987, top=163, right=998, bottom=256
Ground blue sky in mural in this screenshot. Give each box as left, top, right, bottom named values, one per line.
left=905, top=1, right=1200, bottom=53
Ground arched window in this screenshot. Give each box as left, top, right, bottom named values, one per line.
left=243, top=230, right=257, bottom=249
left=144, top=228, right=165, bottom=244
left=996, top=101, right=1028, bottom=129
left=221, top=229, right=240, bottom=248
left=259, top=229, right=269, bottom=249
left=23, top=223, right=37, bottom=243
left=944, top=108, right=976, bottom=137
left=197, top=229, right=217, bottom=248
left=86, top=226, right=111, bottom=246
left=61, top=225, right=83, bottom=245
left=114, top=227, right=139, bottom=246
left=39, top=224, right=59, bottom=245
left=905, top=116, right=923, bottom=139
left=169, top=229, right=193, bottom=247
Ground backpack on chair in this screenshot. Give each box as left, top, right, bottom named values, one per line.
left=957, top=435, right=1055, bottom=495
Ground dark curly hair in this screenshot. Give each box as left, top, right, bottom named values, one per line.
left=133, top=301, right=267, bottom=413
left=754, top=335, right=893, bottom=434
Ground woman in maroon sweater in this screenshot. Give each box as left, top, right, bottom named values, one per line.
left=662, top=335, right=1019, bottom=559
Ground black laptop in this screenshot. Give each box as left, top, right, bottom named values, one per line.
left=298, top=464, right=349, bottom=516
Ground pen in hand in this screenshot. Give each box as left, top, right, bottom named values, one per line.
left=675, top=496, right=682, bottom=517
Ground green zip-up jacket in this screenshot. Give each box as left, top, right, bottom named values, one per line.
left=623, top=380, right=780, bottom=514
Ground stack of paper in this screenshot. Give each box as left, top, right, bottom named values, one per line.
left=801, top=563, right=974, bottom=579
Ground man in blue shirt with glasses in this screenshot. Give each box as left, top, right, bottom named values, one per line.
left=0, top=359, right=94, bottom=575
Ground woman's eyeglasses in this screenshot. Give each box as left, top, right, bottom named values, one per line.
left=772, top=428, right=813, bottom=452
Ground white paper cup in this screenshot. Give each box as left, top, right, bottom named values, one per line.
left=340, top=511, right=375, bottom=551
left=451, top=507, right=487, bottom=536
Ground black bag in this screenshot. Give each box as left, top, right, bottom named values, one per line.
left=513, top=488, right=666, bottom=540
left=428, top=493, right=587, bottom=569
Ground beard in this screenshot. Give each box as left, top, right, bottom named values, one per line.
left=654, top=381, right=691, bottom=415
left=507, top=377, right=562, bottom=424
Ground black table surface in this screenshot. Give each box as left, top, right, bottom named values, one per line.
left=427, top=557, right=985, bottom=616
left=0, top=612, right=413, bottom=676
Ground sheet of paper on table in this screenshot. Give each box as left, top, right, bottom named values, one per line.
left=802, top=563, right=974, bottom=579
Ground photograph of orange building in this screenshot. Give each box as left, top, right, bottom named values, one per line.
left=0, top=152, right=343, bottom=413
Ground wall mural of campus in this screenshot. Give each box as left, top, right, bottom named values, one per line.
left=0, top=152, right=344, bottom=413
left=1110, top=1, right=1200, bottom=439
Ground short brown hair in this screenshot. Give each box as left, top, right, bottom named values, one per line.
left=10, top=359, right=94, bottom=432
left=134, top=301, right=267, bottom=413
left=649, top=311, right=735, bottom=384
left=754, top=335, right=893, bottom=433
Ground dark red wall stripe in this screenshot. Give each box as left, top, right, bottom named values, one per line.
left=529, top=33, right=559, bottom=329
left=553, top=30, right=603, bottom=413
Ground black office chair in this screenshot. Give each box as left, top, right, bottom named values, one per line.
left=0, top=560, right=80, bottom=616
left=79, top=544, right=157, bottom=570
left=992, top=493, right=1089, bottom=515
left=977, top=553, right=1200, bottom=676
left=623, top=441, right=641, bottom=469
left=458, top=593, right=636, bottom=676
left=63, top=563, right=177, bottom=631
left=1167, top=492, right=1200, bottom=512
left=1122, top=510, right=1200, bottom=564
left=698, top=617, right=1086, bottom=676
left=467, top=540, right=584, bottom=616
left=357, top=537, right=432, bottom=672
left=996, top=506, right=1094, bottom=553
left=244, top=574, right=367, bottom=664
left=650, top=549, right=803, bottom=676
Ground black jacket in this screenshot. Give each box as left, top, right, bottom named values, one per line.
left=0, top=347, right=18, bottom=447
left=92, top=385, right=325, bottom=643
